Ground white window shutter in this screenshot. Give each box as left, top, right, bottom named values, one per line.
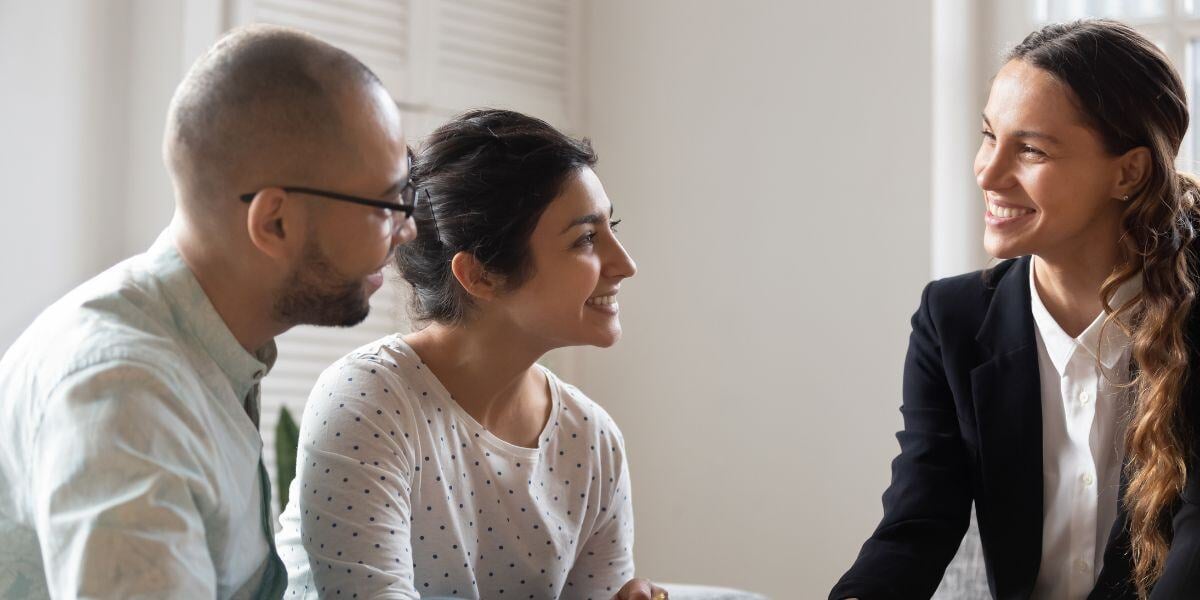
left=423, top=0, right=581, bottom=128
left=231, top=0, right=583, bottom=129
left=234, top=0, right=415, bottom=103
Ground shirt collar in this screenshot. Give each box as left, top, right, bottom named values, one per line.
left=147, top=230, right=277, bottom=402
left=1029, top=257, right=1142, bottom=376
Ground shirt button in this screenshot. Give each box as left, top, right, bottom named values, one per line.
left=1082, top=473, right=1095, bottom=486
left=1079, top=391, right=1092, bottom=404
left=1077, top=558, right=1090, bottom=572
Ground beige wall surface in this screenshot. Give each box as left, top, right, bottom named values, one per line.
left=0, top=0, right=182, bottom=348
left=579, top=2, right=934, bottom=597
left=1, top=1, right=940, bottom=597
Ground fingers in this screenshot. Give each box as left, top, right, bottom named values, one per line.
left=614, top=578, right=649, bottom=600
left=613, top=577, right=668, bottom=600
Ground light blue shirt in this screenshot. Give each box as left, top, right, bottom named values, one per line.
left=0, top=231, right=286, bottom=599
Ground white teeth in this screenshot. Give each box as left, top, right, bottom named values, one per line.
left=587, top=295, right=617, bottom=306
left=989, top=201, right=1035, bottom=219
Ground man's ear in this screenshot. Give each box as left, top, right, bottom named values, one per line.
left=245, top=188, right=302, bottom=260
left=450, top=251, right=502, bottom=302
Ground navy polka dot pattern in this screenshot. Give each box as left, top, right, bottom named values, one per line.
left=275, top=335, right=635, bottom=599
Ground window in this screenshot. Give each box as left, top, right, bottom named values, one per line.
left=1035, top=0, right=1200, bottom=167
left=1037, top=0, right=1166, bottom=21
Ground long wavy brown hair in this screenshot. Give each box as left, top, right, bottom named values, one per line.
left=1009, top=20, right=1200, bottom=597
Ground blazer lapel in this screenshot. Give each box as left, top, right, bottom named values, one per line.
left=1089, top=467, right=1135, bottom=599
left=970, top=256, right=1045, bottom=598
left=1089, top=348, right=1145, bottom=599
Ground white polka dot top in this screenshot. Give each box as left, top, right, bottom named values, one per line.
left=275, top=334, right=635, bottom=599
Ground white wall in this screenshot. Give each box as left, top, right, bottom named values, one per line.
left=123, top=0, right=187, bottom=254
left=580, top=2, right=933, bottom=597
left=2, top=2, right=944, bottom=596
left=0, top=0, right=183, bottom=349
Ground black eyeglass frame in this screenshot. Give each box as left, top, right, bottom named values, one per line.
left=238, top=153, right=418, bottom=218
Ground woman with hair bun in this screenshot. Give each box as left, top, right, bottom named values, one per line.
left=834, top=19, right=1200, bottom=599
left=276, top=109, right=664, bottom=600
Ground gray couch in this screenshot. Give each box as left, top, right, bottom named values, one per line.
left=931, top=507, right=990, bottom=599
left=423, top=583, right=767, bottom=600
left=422, top=583, right=763, bottom=597
left=661, top=583, right=769, bottom=599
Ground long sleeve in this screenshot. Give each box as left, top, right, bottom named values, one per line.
left=1149, top=431, right=1200, bottom=599
left=563, top=428, right=635, bottom=600
left=830, top=282, right=974, bottom=600
left=1147, top=318, right=1200, bottom=597
left=1151, top=497, right=1200, bottom=598
left=291, top=358, right=420, bottom=599
left=31, top=361, right=218, bottom=599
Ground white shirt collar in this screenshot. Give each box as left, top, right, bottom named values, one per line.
left=1029, top=257, right=1142, bottom=376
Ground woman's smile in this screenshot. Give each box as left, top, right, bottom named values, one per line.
left=985, top=198, right=1038, bottom=228
left=585, top=291, right=619, bottom=314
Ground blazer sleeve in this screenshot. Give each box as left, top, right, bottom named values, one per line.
left=1142, top=311, right=1200, bottom=598
left=1149, top=428, right=1200, bottom=597
left=829, top=281, right=974, bottom=600
left=1151, top=498, right=1200, bottom=598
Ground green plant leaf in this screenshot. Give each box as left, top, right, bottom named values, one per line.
left=275, top=406, right=300, bottom=513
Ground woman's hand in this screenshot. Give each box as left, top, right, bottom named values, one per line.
left=611, top=578, right=668, bottom=600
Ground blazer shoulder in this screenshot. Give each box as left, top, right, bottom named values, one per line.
left=921, top=257, right=1023, bottom=331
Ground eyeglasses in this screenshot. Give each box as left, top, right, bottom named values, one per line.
left=238, top=153, right=418, bottom=219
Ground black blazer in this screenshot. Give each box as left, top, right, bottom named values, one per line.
left=830, top=256, right=1200, bottom=600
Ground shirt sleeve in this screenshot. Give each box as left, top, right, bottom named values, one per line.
left=31, top=361, right=218, bottom=599
left=563, top=421, right=635, bottom=600
left=294, top=357, right=421, bottom=599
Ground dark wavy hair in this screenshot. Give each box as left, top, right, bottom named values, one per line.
left=395, top=109, right=598, bottom=324
left=1009, top=19, right=1200, bottom=596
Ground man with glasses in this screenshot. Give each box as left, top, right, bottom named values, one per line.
left=0, top=25, right=414, bottom=598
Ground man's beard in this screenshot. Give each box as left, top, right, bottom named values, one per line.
left=273, top=239, right=372, bottom=328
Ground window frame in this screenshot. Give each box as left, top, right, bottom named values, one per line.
left=1034, top=0, right=1200, bottom=168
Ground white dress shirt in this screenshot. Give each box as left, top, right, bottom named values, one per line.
left=1029, top=258, right=1141, bottom=600
left=0, top=231, right=285, bottom=599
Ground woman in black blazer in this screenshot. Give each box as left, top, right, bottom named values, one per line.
left=831, top=20, right=1200, bottom=600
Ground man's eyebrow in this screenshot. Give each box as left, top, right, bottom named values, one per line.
left=982, top=113, right=1061, bottom=144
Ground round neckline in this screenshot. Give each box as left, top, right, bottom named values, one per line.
left=389, top=335, right=559, bottom=460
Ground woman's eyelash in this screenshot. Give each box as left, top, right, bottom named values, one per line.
left=981, top=130, right=1045, bottom=157
left=575, top=220, right=623, bottom=247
